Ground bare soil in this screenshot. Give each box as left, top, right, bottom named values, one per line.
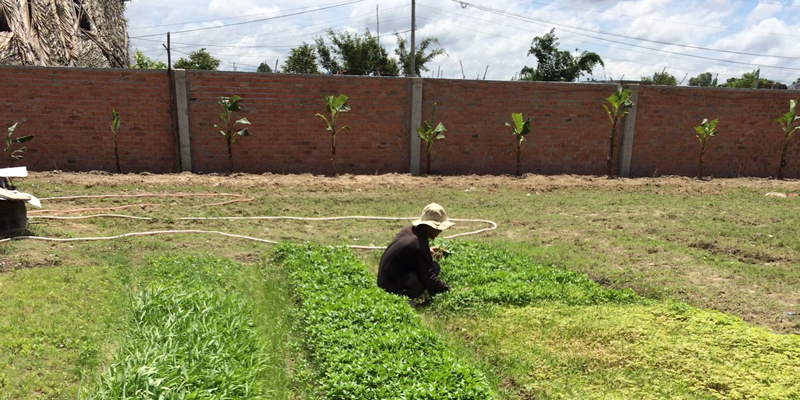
left=33, top=170, right=800, bottom=193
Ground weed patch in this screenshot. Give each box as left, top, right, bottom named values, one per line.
left=275, top=243, right=496, bottom=399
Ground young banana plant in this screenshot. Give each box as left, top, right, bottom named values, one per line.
left=214, top=95, right=251, bottom=174
left=4, top=123, right=33, bottom=167
left=111, top=109, right=121, bottom=174
left=776, top=99, right=799, bottom=180
left=315, top=94, right=351, bottom=176
left=602, top=86, right=634, bottom=178
left=417, top=102, right=447, bottom=176
left=694, top=118, right=719, bottom=180
left=506, top=112, right=532, bottom=177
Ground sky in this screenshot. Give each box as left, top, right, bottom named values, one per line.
left=124, top=0, right=800, bottom=85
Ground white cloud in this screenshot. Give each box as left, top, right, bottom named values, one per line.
left=744, top=3, right=782, bottom=25
left=123, top=0, right=800, bottom=84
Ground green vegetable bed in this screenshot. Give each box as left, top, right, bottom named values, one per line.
left=276, top=243, right=496, bottom=399
left=425, top=241, right=800, bottom=400
left=87, top=257, right=273, bottom=399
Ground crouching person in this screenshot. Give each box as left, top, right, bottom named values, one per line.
left=377, top=203, right=452, bottom=306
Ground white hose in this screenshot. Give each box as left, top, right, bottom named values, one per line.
left=0, top=230, right=278, bottom=245
left=2, top=194, right=498, bottom=250
left=179, top=216, right=498, bottom=249
left=31, top=214, right=154, bottom=221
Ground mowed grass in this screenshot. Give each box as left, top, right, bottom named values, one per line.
left=0, top=265, right=129, bottom=399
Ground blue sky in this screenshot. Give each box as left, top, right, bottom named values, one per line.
left=125, top=0, right=800, bottom=84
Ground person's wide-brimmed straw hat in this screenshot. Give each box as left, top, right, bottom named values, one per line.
left=412, top=203, right=454, bottom=230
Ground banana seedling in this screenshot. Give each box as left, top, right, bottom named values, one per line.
left=602, top=85, right=634, bottom=178
left=214, top=95, right=251, bottom=174
left=776, top=99, right=799, bottom=180
left=316, top=94, right=351, bottom=176
left=417, top=102, right=447, bottom=176
left=506, top=112, right=532, bottom=177
left=4, top=123, right=33, bottom=168
left=111, top=109, right=121, bottom=173
left=694, top=118, right=719, bottom=180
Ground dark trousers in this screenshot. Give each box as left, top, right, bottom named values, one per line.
left=391, top=261, right=440, bottom=299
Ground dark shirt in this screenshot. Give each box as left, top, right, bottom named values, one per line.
left=377, top=226, right=450, bottom=295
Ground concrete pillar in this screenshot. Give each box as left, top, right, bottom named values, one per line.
left=619, top=85, right=640, bottom=178
left=409, top=78, right=423, bottom=175
left=174, top=69, right=192, bottom=173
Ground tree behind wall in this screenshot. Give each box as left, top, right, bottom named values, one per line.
left=720, top=71, right=787, bottom=89
left=641, top=70, right=678, bottom=86
left=689, top=72, right=718, bottom=87
left=131, top=49, right=166, bottom=69
left=283, top=43, right=320, bottom=74
left=394, top=34, right=446, bottom=77
left=314, top=29, right=399, bottom=76
left=520, top=28, right=604, bottom=82
left=256, top=63, right=272, bottom=73
left=173, top=48, right=220, bottom=70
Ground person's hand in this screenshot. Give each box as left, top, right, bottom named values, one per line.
left=430, top=246, right=447, bottom=261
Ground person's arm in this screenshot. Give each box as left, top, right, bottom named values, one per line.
left=413, top=248, right=450, bottom=294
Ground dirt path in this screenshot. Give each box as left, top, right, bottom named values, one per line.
left=32, top=170, right=800, bottom=192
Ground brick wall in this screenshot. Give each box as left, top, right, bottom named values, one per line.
left=2, top=65, right=799, bottom=178
left=630, top=85, right=800, bottom=178
left=185, top=72, right=410, bottom=175
left=0, top=66, right=176, bottom=173
left=422, top=79, right=617, bottom=175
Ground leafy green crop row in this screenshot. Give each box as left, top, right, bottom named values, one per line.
left=275, top=243, right=496, bottom=400
left=450, top=303, right=800, bottom=400
left=86, top=257, right=269, bottom=399
left=432, top=241, right=639, bottom=312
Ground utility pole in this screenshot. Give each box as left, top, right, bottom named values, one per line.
left=164, top=32, right=181, bottom=172
left=410, top=0, right=416, bottom=77
left=165, top=32, right=172, bottom=70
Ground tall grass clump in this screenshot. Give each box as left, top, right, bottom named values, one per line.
left=274, top=243, right=496, bottom=400
left=432, top=241, right=640, bottom=312
left=86, top=257, right=269, bottom=399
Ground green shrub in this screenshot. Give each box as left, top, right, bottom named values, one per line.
left=432, top=241, right=640, bottom=312
left=275, top=243, right=496, bottom=399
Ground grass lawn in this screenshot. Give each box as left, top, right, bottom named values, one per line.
left=0, top=172, right=798, bottom=398
left=0, top=265, right=129, bottom=399
left=0, top=251, right=296, bottom=399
